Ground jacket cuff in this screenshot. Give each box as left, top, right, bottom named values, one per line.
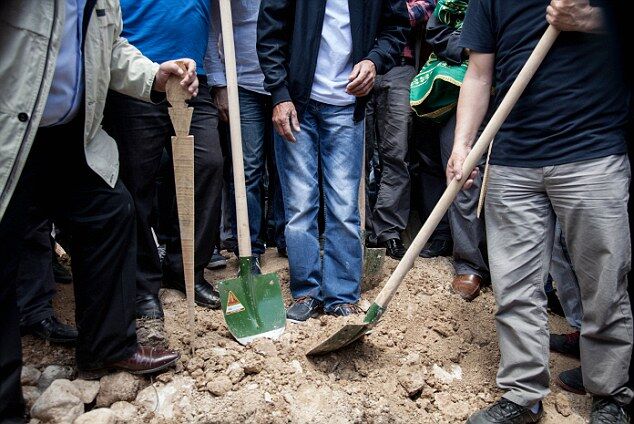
left=270, top=85, right=292, bottom=107
left=364, top=51, right=386, bottom=76
left=144, top=62, right=161, bottom=103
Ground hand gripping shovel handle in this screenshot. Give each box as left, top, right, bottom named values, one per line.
left=369, top=26, right=560, bottom=316
left=219, top=0, right=252, bottom=258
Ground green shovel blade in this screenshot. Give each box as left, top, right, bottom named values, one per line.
left=305, top=303, right=386, bottom=356
left=218, top=257, right=286, bottom=345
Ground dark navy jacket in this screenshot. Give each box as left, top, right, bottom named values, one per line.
left=257, top=0, right=409, bottom=121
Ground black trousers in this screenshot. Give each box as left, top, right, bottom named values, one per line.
left=0, top=118, right=138, bottom=423
left=103, top=79, right=223, bottom=311
left=15, top=216, right=56, bottom=327
left=410, top=117, right=451, bottom=241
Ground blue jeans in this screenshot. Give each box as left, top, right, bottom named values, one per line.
left=276, top=100, right=363, bottom=310
left=232, top=88, right=285, bottom=255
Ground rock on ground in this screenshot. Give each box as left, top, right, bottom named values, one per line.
left=22, top=386, right=41, bottom=411
left=31, top=379, right=84, bottom=424
left=135, top=376, right=196, bottom=421
left=97, top=372, right=143, bottom=407
left=72, top=379, right=100, bottom=404
left=110, top=401, right=138, bottom=422
left=73, top=408, right=116, bottom=424
left=38, top=365, right=75, bottom=391
left=21, top=365, right=41, bottom=386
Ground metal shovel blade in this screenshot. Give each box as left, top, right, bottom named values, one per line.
left=218, top=257, right=286, bottom=345
left=306, top=303, right=385, bottom=356
left=361, top=234, right=386, bottom=292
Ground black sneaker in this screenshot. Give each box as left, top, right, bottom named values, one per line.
left=556, top=366, right=585, bottom=395
left=419, top=239, right=453, bottom=258
left=467, top=398, right=542, bottom=424
left=590, top=397, right=629, bottom=424
left=251, top=255, right=262, bottom=275
left=278, top=246, right=288, bottom=258
left=550, top=331, right=580, bottom=358
left=287, top=297, right=322, bottom=323
left=206, top=247, right=227, bottom=270
left=328, top=304, right=362, bottom=317
left=21, top=316, right=78, bottom=345
left=383, top=238, right=406, bottom=260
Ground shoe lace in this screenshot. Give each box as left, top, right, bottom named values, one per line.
left=486, top=399, right=527, bottom=420
left=592, top=398, right=628, bottom=423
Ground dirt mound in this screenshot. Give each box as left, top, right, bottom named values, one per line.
left=22, top=249, right=589, bottom=423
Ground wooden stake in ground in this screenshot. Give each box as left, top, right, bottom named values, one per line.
left=166, top=62, right=196, bottom=351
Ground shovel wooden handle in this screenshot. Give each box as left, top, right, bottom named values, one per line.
left=374, top=25, right=560, bottom=308
left=219, top=0, right=252, bottom=257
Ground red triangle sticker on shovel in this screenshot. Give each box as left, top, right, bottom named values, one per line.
left=226, top=291, right=246, bottom=315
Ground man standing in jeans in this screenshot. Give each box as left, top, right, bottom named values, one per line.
left=450, top=0, right=632, bottom=422
left=257, top=0, right=409, bottom=321
left=208, top=0, right=287, bottom=274
left=365, top=0, right=436, bottom=260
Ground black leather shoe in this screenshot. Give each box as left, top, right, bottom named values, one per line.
left=206, top=247, right=227, bottom=270
left=419, top=239, right=452, bottom=258
left=328, top=304, right=361, bottom=317
left=21, top=316, right=78, bottom=345
left=163, top=275, right=221, bottom=310
left=383, top=238, right=406, bottom=260
left=550, top=331, right=580, bottom=358
left=136, top=294, right=164, bottom=319
left=287, top=297, right=322, bottom=322
left=556, top=366, right=585, bottom=395
left=467, top=399, right=542, bottom=423
left=590, top=397, right=629, bottom=424
left=52, top=257, right=72, bottom=284
left=278, top=246, right=288, bottom=258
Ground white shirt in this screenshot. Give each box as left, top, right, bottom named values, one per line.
left=309, top=0, right=355, bottom=106
left=40, top=0, right=86, bottom=127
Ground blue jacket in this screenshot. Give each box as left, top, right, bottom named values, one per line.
left=257, top=0, right=409, bottom=121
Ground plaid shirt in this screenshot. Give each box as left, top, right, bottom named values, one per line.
left=403, top=0, right=436, bottom=60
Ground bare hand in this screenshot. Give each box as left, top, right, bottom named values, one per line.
left=346, top=60, right=377, bottom=97
left=446, top=146, right=478, bottom=189
left=272, top=101, right=300, bottom=142
left=546, top=0, right=603, bottom=33
left=212, top=86, right=229, bottom=122
left=154, top=59, right=199, bottom=96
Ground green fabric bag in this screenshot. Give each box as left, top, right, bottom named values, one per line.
left=410, top=0, right=469, bottom=123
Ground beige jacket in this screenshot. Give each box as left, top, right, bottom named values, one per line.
left=0, top=0, right=160, bottom=220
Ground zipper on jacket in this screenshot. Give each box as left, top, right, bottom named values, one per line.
left=1, top=0, right=58, bottom=209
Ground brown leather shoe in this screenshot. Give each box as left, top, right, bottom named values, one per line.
left=451, top=274, right=482, bottom=301
left=106, top=345, right=180, bottom=375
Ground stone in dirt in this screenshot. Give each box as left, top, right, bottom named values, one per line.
left=136, top=317, right=168, bottom=348
left=72, top=379, right=100, bottom=404
left=432, top=364, right=462, bottom=384
left=110, top=401, right=138, bottom=422
left=397, top=368, right=427, bottom=398
left=433, top=392, right=470, bottom=420
left=555, top=392, right=572, bottom=417
left=226, top=362, right=246, bottom=384
left=206, top=375, right=233, bottom=396
left=96, top=371, right=143, bottom=407
left=251, top=338, right=278, bottom=357
left=160, top=288, right=186, bottom=305
left=135, top=376, right=195, bottom=420
left=31, top=379, right=84, bottom=424
left=21, top=365, right=41, bottom=386
left=38, top=365, right=76, bottom=391
left=74, top=408, right=116, bottom=424
left=22, top=386, right=41, bottom=411
left=243, top=352, right=264, bottom=375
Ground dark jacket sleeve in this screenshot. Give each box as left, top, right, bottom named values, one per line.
left=256, top=0, right=295, bottom=106
left=425, top=13, right=464, bottom=65
left=364, top=0, right=410, bottom=75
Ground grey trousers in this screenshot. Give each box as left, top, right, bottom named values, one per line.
left=439, top=114, right=489, bottom=277
left=365, top=65, right=416, bottom=243
left=486, top=154, right=633, bottom=406
left=550, top=222, right=583, bottom=330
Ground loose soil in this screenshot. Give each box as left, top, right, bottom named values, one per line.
left=23, top=249, right=590, bottom=423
